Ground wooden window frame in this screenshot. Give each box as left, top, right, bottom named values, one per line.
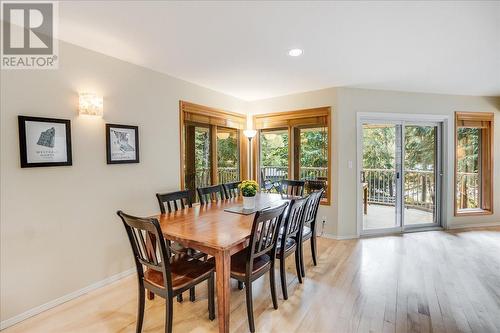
left=454, top=111, right=494, bottom=216
left=179, top=101, right=247, bottom=191
left=254, top=107, right=332, bottom=205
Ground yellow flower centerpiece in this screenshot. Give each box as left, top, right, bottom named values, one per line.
left=239, top=180, right=259, bottom=209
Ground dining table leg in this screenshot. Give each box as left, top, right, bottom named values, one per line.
left=215, top=249, right=231, bottom=333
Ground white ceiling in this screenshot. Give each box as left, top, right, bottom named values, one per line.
left=59, top=1, right=500, bottom=101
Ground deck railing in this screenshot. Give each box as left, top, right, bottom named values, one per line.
left=364, top=168, right=479, bottom=211
left=195, top=167, right=239, bottom=188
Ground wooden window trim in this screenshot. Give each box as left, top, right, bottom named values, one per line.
left=454, top=111, right=494, bottom=216
left=179, top=101, right=246, bottom=190
left=254, top=107, right=332, bottom=205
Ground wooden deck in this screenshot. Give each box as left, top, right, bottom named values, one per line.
left=363, top=204, right=434, bottom=230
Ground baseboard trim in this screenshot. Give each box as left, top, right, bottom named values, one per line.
left=447, top=221, right=500, bottom=230
left=0, top=267, right=136, bottom=330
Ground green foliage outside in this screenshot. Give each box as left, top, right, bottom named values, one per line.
left=260, top=131, right=289, bottom=167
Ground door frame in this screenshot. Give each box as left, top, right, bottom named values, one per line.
left=356, top=112, right=450, bottom=237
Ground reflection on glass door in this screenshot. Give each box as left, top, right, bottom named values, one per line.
left=184, top=124, right=211, bottom=197
left=259, top=129, right=289, bottom=186
left=361, top=124, right=400, bottom=231
left=403, top=125, right=439, bottom=227
left=217, top=127, right=240, bottom=183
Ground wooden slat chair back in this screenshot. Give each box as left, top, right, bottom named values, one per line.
left=156, top=190, right=192, bottom=214
left=223, top=181, right=242, bottom=199
left=197, top=185, right=226, bottom=205
left=280, top=179, right=306, bottom=197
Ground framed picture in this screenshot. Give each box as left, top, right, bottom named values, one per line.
left=106, top=124, right=139, bottom=164
left=18, top=116, right=72, bottom=168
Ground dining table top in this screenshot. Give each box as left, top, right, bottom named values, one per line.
left=153, top=192, right=288, bottom=254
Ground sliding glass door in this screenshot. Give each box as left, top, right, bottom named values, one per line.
left=360, top=120, right=442, bottom=234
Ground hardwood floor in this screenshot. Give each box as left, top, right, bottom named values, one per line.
left=4, top=227, right=500, bottom=333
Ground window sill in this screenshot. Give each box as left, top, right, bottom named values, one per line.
left=455, top=208, right=493, bottom=217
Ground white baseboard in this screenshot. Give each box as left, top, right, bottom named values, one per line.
left=0, top=267, right=136, bottom=330
left=447, top=221, right=500, bottom=230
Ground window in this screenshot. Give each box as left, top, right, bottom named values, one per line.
left=255, top=107, right=331, bottom=204
left=455, top=112, right=494, bottom=216
left=180, top=101, right=247, bottom=201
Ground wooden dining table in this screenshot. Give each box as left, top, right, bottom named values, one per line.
left=153, top=192, right=287, bottom=333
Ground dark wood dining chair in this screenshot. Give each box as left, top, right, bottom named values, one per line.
left=223, top=181, right=241, bottom=198
left=300, top=189, right=324, bottom=277
left=156, top=190, right=206, bottom=302
left=276, top=196, right=309, bottom=300
left=116, top=210, right=215, bottom=333
left=197, top=184, right=226, bottom=204
left=279, top=179, right=306, bottom=197
left=229, top=203, right=288, bottom=332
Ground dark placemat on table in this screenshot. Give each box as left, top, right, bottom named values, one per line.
left=224, top=205, right=271, bottom=215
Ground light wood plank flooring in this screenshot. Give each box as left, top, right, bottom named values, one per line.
left=4, top=227, right=500, bottom=333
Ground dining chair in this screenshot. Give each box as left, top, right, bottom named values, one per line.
left=222, top=181, right=241, bottom=198
left=156, top=190, right=206, bottom=302
left=300, top=189, right=324, bottom=277
left=229, top=203, right=288, bottom=332
left=279, top=179, right=306, bottom=197
left=276, top=196, right=309, bottom=300
left=260, top=170, right=274, bottom=193
left=197, top=184, right=226, bottom=204
left=116, top=210, right=215, bottom=333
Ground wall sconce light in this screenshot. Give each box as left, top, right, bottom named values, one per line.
left=79, top=93, right=103, bottom=116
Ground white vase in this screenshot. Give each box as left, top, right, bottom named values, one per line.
left=242, top=196, right=256, bottom=210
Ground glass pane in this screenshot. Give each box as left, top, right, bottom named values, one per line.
left=362, top=124, right=397, bottom=231
left=403, top=125, right=437, bottom=225
left=260, top=129, right=289, bottom=191
left=299, top=127, right=328, bottom=197
left=195, top=126, right=211, bottom=188
left=456, top=128, right=481, bottom=211
left=217, top=127, right=239, bottom=183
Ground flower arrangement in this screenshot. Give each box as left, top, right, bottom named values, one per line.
left=239, top=180, right=259, bottom=197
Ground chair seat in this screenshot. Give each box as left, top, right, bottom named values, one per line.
left=229, top=249, right=271, bottom=278
left=276, top=237, right=297, bottom=257
left=302, top=226, right=312, bottom=241
left=144, top=255, right=214, bottom=291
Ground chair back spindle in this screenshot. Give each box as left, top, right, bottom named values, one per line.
left=223, top=181, right=242, bottom=199
left=280, top=179, right=306, bottom=197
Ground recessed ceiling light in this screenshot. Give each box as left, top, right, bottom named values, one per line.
left=288, top=48, right=303, bottom=57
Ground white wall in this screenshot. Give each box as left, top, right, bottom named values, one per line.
left=0, top=41, right=246, bottom=322
left=249, top=87, right=500, bottom=238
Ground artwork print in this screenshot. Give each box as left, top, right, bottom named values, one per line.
left=106, top=124, right=139, bottom=164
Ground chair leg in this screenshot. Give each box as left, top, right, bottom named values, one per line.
left=311, top=235, right=318, bottom=266
left=136, top=285, right=145, bottom=333
left=189, top=287, right=196, bottom=302
left=295, top=248, right=303, bottom=284
left=300, top=241, right=306, bottom=278
left=238, top=281, right=244, bottom=290
left=279, top=258, right=288, bottom=300
left=208, top=273, right=215, bottom=320
left=245, top=280, right=255, bottom=332
left=269, top=266, right=278, bottom=309
left=176, top=294, right=183, bottom=303
left=165, top=297, right=173, bottom=333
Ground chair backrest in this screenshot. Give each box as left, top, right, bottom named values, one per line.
left=280, top=179, right=305, bottom=197
left=303, top=189, right=324, bottom=228
left=281, top=196, right=309, bottom=244
left=197, top=185, right=226, bottom=204
left=156, top=190, right=193, bottom=214
left=223, top=181, right=241, bottom=199
left=306, top=180, right=327, bottom=198
left=246, top=203, right=288, bottom=273
left=117, top=210, right=172, bottom=294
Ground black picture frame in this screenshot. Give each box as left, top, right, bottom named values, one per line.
left=18, top=116, right=72, bottom=168
left=106, top=123, right=140, bottom=164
